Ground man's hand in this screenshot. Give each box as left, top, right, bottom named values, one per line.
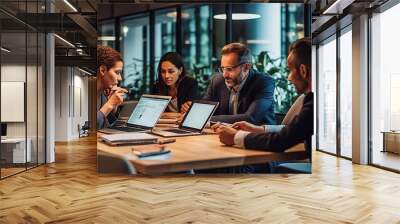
left=210, top=122, right=231, bottom=132
left=216, top=126, right=238, bottom=146
left=231, top=121, right=265, bottom=133
left=180, top=101, right=192, bottom=114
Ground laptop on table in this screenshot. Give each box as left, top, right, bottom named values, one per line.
left=99, top=94, right=171, bottom=134
left=152, top=100, right=219, bottom=137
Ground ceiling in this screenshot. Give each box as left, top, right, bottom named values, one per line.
left=0, top=0, right=393, bottom=69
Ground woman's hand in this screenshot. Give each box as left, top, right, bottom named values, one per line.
left=100, top=87, right=127, bottom=117
left=180, top=101, right=192, bottom=114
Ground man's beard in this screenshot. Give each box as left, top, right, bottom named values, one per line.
left=225, top=70, right=244, bottom=88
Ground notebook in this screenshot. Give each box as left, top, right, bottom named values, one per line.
left=100, top=133, right=158, bottom=146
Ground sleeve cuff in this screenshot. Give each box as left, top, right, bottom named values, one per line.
left=234, top=130, right=250, bottom=148
left=265, top=125, right=285, bottom=133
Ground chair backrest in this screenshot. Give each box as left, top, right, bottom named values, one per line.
left=82, top=121, right=90, bottom=129
left=281, top=94, right=305, bottom=125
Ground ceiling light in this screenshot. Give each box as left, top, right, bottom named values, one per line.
left=167, top=12, right=190, bottom=19
left=247, top=40, right=271, bottom=45
left=54, top=34, right=75, bottom=48
left=78, top=67, right=93, bottom=76
left=1, top=47, right=11, bottom=53
left=63, top=0, right=78, bottom=12
left=98, top=36, right=116, bottom=41
left=122, top=26, right=129, bottom=36
left=213, top=13, right=261, bottom=20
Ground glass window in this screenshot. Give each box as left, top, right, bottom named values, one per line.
left=231, top=3, right=304, bottom=114
left=211, top=4, right=226, bottom=67
left=371, top=3, right=400, bottom=171
left=120, top=15, right=150, bottom=100
left=98, top=20, right=116, bottom=48
left=155, top=9, right=176, bottom=72
left=181, top=5, right=213, bottom=96
left=317, top=36, right=337, bottom=155
left=339, top=28, right=352, bottom=158
left=1, top=31, right=28, bottom=177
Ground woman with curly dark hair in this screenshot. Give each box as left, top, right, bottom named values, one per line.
left=97, top=45, right=127, bottom=129
left=153, top=52, right=198, bottom=113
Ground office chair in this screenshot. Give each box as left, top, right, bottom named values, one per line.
left=273, top=162, right=312, bottom=174
left=78, top=121, right=90, bottom=138
left=97, top=150, right=136, bottom=174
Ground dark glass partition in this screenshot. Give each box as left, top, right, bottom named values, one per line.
left=0, top=0, right=46, bottom=179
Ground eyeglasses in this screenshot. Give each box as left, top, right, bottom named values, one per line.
left=217, top=63, right=244, bottom=74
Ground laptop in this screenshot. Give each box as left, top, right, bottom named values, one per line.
left=99, top=94, right=171, bottom=134
left=152, top=100, right=219, bottom=137
left=112, top=100, right=139, bottom=127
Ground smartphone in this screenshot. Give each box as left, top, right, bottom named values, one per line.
left=132, top=145, right=170, bottom=158
left=134, top=150, right=170, bottom=158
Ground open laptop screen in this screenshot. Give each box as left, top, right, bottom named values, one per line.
left=127, top=95, right=170, bottom=128
left=181, top=102, right=218, bottom=131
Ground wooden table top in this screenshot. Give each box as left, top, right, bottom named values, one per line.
left=97, top=131, right=307, bottom=175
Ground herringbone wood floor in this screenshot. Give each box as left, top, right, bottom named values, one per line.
left=1, top=135, right=400, bottom=224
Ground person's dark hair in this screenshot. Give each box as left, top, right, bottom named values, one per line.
left=97, top=45, right=123, bottom=71
left=288, top=38, right=311, bottom=70
left=156, top=52, right=187, bottom=93
left=221, top=42, right=252, bottom=64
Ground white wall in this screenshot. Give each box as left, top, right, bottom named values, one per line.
left=54, top=66, right=89, bottom=141
left=1, top=65, right=38, bottom=137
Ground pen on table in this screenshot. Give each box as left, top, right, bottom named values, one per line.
left=218, top=122, right=233, bottom=127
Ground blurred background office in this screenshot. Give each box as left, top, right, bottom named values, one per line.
left=0, top=0, right=97, bottom=179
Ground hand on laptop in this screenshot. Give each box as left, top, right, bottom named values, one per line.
left=231, top=121, right=265, bottom=133
left=180, top=101, right=192, bottom=114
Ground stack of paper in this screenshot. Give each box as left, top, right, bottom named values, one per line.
left=101, top=133, right=158, bottom=146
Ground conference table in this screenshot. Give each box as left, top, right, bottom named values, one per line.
left=97, top=128, right=308, bottom=175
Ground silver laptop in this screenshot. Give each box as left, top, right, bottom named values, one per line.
left=152, top=101, right=219, bottom=137
left=99, top=94, right=171, bottom=134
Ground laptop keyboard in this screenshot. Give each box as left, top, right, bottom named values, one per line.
left=164, top=129, right=191, bottom=134
left=111, top=126, right=146, bottom=132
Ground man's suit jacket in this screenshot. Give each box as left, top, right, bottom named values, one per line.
left=244, top=92, right=313, bottom=157
left=203, top=69, right=276, bottom=125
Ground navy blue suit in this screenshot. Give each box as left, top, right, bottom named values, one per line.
left=203, top=69, right=276, bottom=125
